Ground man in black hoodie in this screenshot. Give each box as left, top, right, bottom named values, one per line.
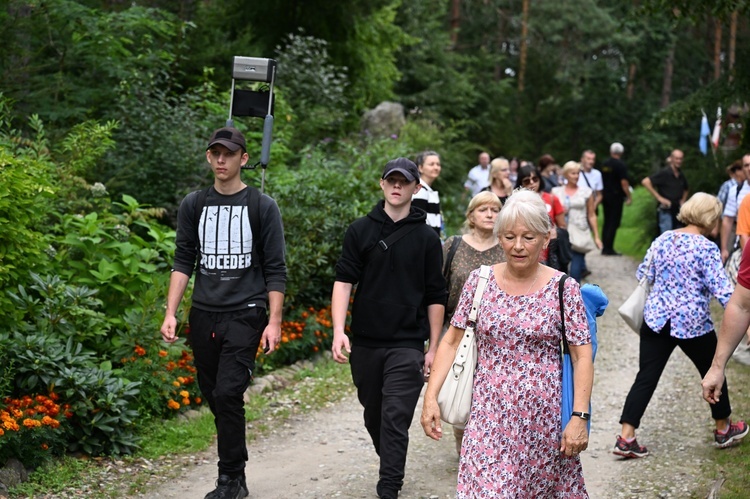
left=331, top=158, right=447, bottom=499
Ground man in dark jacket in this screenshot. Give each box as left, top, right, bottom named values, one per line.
left=331, top=157, right=447, bottom=499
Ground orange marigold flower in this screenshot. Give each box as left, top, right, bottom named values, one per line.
left=167, top=399, right=180, bottom=410
left=0, top=428, right=4, bottom=436
left=12, top=409, right=22, bottom=418
left=182, top=398, right=190, bottom=406
left=25, top=409, right=36, bottom=416
left=134, top=345, right=146, bottom=356
left=41, top=443, right=49, bottom=450
left=158, top=350, right=168, bottom=358
left=194, top=397, right=202, bottom=405
left=48, top=392, right=59, bottom=401
left=22, top=418, right=41, bottom=428
left=41, top=416, right=60, bottom=428
left=179, top=390, right=189, bottom=398
left=172, top=380, right=181, bottom=387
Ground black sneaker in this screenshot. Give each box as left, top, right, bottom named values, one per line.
left=714, top=420, right=749, bottom=449
left=205, top=475, right=249, bottom=499
left=613, top=435, right=649, bottom=458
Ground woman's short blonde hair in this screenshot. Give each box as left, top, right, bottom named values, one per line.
left=464, top=191, right=502, bottom=232
left=494, top=189, right=550, bottom=237
left=561, top=161, right=581, bottom=178
left=677, top=192, right=723, bottom=231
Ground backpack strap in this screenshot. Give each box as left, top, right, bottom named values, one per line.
left=559, top=274, right=570, bottom=355
left=193, top=185, right=264, bottom=271
left=443, top=235, right=462, bottom=277
left=246, top=186, right=264, bottom=272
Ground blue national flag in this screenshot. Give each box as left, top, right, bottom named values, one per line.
left=699, top=114, right=711, bottom=155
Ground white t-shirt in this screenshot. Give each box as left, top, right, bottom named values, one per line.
left=723, top=182, right=750, bottom=218
left=580, top=168, right=603, bottom=193
left=464, top=165, right=491, bottom=197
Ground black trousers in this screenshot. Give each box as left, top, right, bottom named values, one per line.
left=601, top=196, right=624, bottom=253
left=619, top=320, right=731, bottom=429
left=190, top=307, right=267, bottom=478
left=350, top=345, right=425, bottom=493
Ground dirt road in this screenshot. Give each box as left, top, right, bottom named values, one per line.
left=143, top=252, right=725, bottom=498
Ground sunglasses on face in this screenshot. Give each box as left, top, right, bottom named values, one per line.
left=521, top=176, right=540, bottom=186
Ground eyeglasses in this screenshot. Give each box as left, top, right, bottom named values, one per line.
left=521, top=176, right=540, bottom=187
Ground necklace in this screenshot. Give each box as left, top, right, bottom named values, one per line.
left=504, top=265, right=540, bottom=295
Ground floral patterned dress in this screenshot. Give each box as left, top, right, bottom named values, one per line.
left=451, top=267, right=590, bottom=498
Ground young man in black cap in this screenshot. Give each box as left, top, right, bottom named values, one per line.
left=161, top=127, right=287, bottom=499
left=331, top=158, right=447, bottom=499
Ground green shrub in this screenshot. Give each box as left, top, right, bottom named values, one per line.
left=4, top=332, right=140, bottom=456
left=0, top=109, right=57, bottom=322
left=7, top=274, right=112, bottom=355
left=51, top=195, right=174, bottom=334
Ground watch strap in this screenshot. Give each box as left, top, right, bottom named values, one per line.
left=572, top=411, right=591, bottom=421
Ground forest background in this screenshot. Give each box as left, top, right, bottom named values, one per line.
left=1, top=0, right=749, bottom=472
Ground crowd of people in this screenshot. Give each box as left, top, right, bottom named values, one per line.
left=329, top=146, right=748, bottom=498
left=160, top=126, right=749, bottom=499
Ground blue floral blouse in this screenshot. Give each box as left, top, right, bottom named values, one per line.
left=637, top=231, right=732, bottom=339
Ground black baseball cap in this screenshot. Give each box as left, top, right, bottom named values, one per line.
left=207, top=127, right=247, bottom=152
left=382, top=157, right=420, bottom=182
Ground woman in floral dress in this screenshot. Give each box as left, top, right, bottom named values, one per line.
left=422, top=189, right=593, bottom=498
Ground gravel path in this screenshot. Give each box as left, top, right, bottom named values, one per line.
left=142, top=252, right=724, bottom=499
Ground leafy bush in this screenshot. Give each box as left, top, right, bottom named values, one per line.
left=7, top=274, right=112, bottom=356
left=0, top=108, right=57, bottom=322
left=51, top=195, right=174, bottom=336
left=275, top=29, right=350, bottom=148
left=4, top=332, right=140, bottom=457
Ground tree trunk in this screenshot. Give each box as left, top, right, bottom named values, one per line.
left=450, top=0, right=461, bottom=48
left=729, top=10, right=738, bottom=79
left=518, top=0, right=529, bottom=92
left=714, top=18, right=722, bottom=81
left=660, top=42, right=675, bottom=109
left=626, top=63, right=637, bottom=100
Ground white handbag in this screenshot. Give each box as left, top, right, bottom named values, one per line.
left=618, top=252, right=653, bottom=334
left=568, top=223, right=597, bottom=254
left=437, top=265, right=491, bottom=425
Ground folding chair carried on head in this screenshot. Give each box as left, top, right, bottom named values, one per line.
left=227, top=56, right=277, bottom=192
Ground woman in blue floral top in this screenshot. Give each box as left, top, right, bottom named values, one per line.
left=614, top=193, right=748, bottom=459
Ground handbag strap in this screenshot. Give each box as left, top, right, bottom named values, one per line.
left=468, top=265, right=492, bottom=324
left=452, top=265, right=492, bottom=370
left=559, top=274, right=569, bottom=355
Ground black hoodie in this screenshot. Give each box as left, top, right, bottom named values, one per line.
left=335, top=201, right=447, bottom=350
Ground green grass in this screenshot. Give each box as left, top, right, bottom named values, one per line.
left=611, top=186, right=658, bottom=259
left=9, top=356, right=354, bottom=498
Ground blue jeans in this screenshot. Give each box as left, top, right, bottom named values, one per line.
left=658, top=208, right=673, bottom=234
left=569, top=250, right=586, bottom=282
